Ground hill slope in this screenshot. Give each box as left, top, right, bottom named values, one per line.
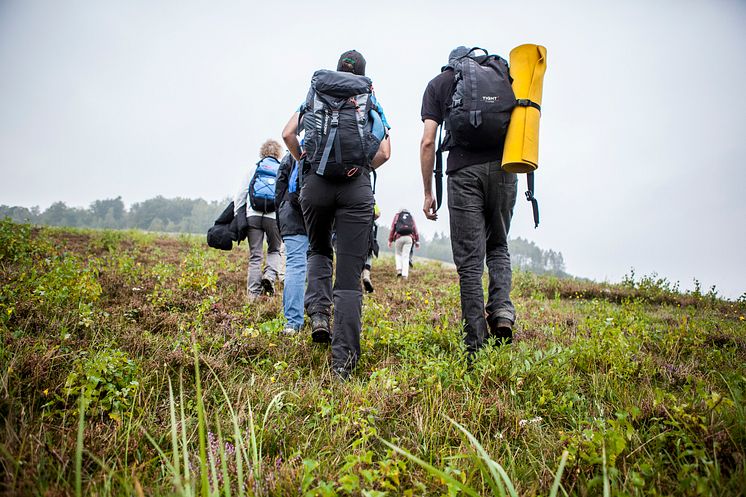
left=1, top=220, right=744, bottom=496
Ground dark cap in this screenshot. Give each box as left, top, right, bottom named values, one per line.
left=337, top=50, right=366, bottom=76
left=441, top=46, right=470, bottom=71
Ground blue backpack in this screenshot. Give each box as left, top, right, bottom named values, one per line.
left=248, top=157, right=280, bottom=213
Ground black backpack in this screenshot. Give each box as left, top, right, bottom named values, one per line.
left=301, top=70, right=381, bottom=180
left=395, top=211, right=415, bottom=236
left=445, top=48, right=516, bottom=151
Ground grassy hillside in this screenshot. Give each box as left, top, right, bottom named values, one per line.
left=1, top=219, right=744, bottom=496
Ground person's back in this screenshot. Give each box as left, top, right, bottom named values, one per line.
left=281, top=50, right=392, bottom=380
left=419, top=46, right=518, bottom=353
left=388, top=209, right=419, bottom=279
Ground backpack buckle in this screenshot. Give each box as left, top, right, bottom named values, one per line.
left=330, top=110, right=339, bottom=127
left=525, top=190, right=534, bottom=201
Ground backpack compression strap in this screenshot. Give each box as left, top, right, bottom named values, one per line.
left=316, top=110, right=343, bottom=176
left=525, top=172, right=539, bottom=228
left=516, top=99, right=542, bottom=112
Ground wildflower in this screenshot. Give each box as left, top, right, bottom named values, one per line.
left=740, top=316, right=744, bottom=321
left=43, top=388, right=49, bottom=396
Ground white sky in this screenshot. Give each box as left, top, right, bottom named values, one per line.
left=1, top=0, right=745, bottom=298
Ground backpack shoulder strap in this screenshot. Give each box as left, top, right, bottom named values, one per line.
left=434, top=123, right=444, bottom=211
left=525, top=172, right=539, bottom=228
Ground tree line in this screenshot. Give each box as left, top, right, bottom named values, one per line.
left=1, top=196, right=568, bottom=277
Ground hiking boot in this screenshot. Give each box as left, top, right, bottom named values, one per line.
left=488, top=316, right=513, bottom=344
left=281, top=325, right=300, bottom=336
left=310, top=314, right=331, bottom=344
left=362, top=269, right=374, bottom=293
left=332, top=366, right=351, bottom=382
left=260, top=278, right=274, bottom=296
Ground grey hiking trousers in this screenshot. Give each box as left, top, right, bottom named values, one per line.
left=448, top=160, right=517, bottom=353
left=246, top=215, right=282, bottom=296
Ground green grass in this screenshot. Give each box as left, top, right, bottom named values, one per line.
left=1, top=218, right=745, bottom=496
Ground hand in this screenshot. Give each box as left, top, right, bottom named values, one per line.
left=423, top=193, right=438, bottom=220
left=388, top=241, right=392, bottom=248
left=415, top=242, right=420, bottom=249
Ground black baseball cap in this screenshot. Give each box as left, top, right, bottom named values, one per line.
left=337, top=50, right=366, bottom=76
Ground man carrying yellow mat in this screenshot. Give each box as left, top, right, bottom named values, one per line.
left=420, top=46, right=519, bottom=354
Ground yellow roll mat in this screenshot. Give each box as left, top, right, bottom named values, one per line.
left=501, top=44, right=547, bottom=173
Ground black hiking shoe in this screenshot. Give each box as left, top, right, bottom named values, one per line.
left=310, top=314, right=331, bottom=344
left=332, top=366, right=351, bottom=382
left=260, top=278, right=274, bottom=296
left=488, top=317, right=513, bottom=345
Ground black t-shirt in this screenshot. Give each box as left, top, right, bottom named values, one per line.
left=420, top=70, right=504, bottom=174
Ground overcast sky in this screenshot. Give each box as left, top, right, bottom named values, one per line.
left=1, top=0, right=745, bottom=298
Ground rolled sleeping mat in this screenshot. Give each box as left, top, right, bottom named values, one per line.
left=502, top=44, right=547, bottom=173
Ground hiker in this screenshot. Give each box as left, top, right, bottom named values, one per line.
left=388, top=208, right=419, bottom=279
left=281, top=49, right=391, bottom=379
left=234, top=139, right=284, bottom=300
left=362, top=203, right=381, bottom=293
left=275, top=152, right=307, bottom=334
left=420, top=46, right=518, bottom=352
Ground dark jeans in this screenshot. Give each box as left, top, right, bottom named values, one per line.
left=448, top=161, right=517, bottom=352
left=301, top=172, right=374, bottom=372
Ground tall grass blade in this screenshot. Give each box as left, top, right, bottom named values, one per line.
left=602, top=441, right=610, bottom=497
left=193, top=344, right=209, bottom=497
left=379, top=438, right=482, bottom=497
left=75, top=395, right=85, bottom=497
left=168, top=378, right=182, bottom=486
left=447, top=415, right=515, bottom=497
left=180, top=375, right=193, bottom=496
left=549, top=451, right=569, bottom=497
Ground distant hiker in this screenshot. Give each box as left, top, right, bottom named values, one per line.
left=388, top=208, right=419, bottom=279
left=282, top=49, right=391, bottom=380
left=275, top=152, right=307, bottom=334
left=420, top=46, right=518, bottom=352
left=234, top=139, right=284, bottom=300
left=362, top=203, right=381, bottom=293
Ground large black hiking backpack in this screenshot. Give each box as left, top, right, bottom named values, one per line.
left=445, top=48, right=516, bottom=150
left=394, top=210, right=415, bottom=236
left=301, top=70, right=381, bottom=180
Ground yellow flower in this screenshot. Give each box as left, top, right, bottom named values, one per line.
left=740, top=316, right=745, bottom=321
left=43, top=389, right=49, bottom=396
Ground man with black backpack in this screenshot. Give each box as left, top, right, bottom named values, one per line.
left=234, top=139, right=284, bottom=300
left=419, top=46, right=518, bottom=354
left=281, top=50, right=391, bottom=380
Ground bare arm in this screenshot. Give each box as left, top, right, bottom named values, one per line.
left=371, top=132, right=391, bottom=169
left=420, top=119, right=439, bottom=220
left=282, top=112, right=302, bottom=160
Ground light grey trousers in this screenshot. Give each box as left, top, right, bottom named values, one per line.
left=246, top=215, right=282, bottom=296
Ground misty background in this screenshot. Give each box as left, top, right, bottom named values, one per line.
left=1, top=0, right=744, bottom=298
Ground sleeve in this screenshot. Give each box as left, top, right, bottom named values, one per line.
left=275, top=154, right=291, bottom=207
left=389, top=213, right=399, bottom=243
left=421, top=77, right=444, bottom=124
left=234, top=167, right=253, bottom=215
